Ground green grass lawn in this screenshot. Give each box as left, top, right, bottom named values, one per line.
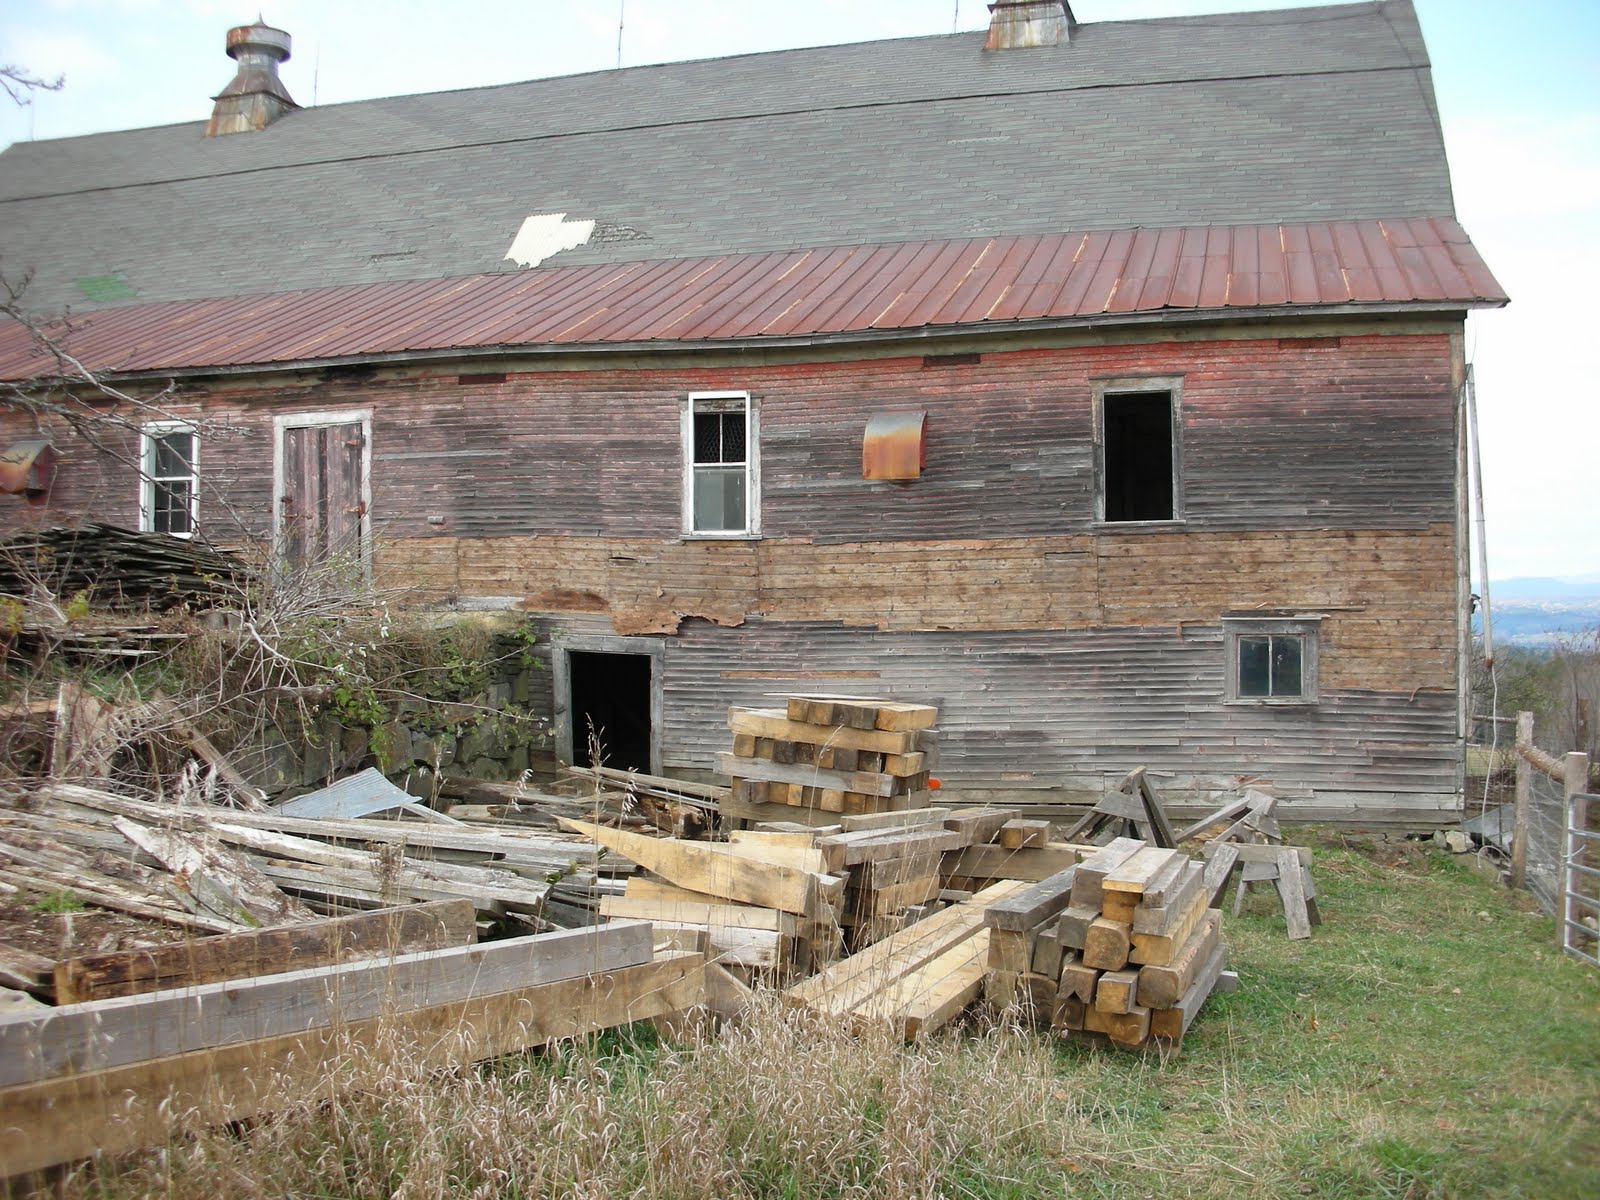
left=60, top=835, right=1600, bottom=1200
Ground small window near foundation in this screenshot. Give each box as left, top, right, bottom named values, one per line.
left=1224, top=618, right=1319, bottom=703
left=1097, top=383, right=1180, bottom=523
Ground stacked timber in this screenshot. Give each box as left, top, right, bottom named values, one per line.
left=571, top=804, right=1077, bottom=972
left=787, top=880, right=1029, bottom=1038
left=980, top=838, right=1235, bottom=1051
left=719, top=696, right=938, bottom=823
left=567, top=818, right=847, bottom=977
left=815, top=808, right=968, bottom=950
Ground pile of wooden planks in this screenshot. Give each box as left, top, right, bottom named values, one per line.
left=816, top=808, right=967, bottom=949
left=567, top=818, right=847, bottom=976
left=0, top=903, right=703, bottom=1179
left=787, top=880, right=1029, bottom=1038
left=980, top=838, right=1235, bottom=1051
left=2, top=782, right=619, bottom=937
left=719, top=696, right=938, bottom=822
left=0, top=522, right=247, bottom=612
left=570, top=803, right=1097, bottom=975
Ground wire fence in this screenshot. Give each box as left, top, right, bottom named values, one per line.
left=1525, top=769, right=1566, bottom=915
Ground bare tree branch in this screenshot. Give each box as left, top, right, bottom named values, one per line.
left=0, top=64, right=64, bottom=108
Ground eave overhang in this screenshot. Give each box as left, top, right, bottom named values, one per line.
left=0, top=218, right=1506, bottom=384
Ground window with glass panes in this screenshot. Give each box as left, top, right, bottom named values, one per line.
left=141, top=424, right=197, bottom=537
left=685, top=393, right=755, bottom=535
left=1224, top=618, right=1318, bottom=703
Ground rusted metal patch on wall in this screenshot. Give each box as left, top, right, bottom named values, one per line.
left=863, top=410, right=927, bottom=480
left=0, top=440, right=56, bottom=505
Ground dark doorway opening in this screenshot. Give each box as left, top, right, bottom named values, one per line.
left=568, top=650, right=652, bottom=772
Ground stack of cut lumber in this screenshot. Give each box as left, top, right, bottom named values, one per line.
left=719, top=696, right=938, bottom=823
left=787, top=879, right=1028, bottom=1038
left=941, top=807, right=1086, bottom=889
left=0, top=906, right=704, bottom=1179
left=566, top=818, right=847, bottom=977
left=978, top=837, right=1234, bottom=1051
left=814, top=808, right=968, bottom=950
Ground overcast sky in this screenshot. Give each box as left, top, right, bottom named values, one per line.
left=1, top=0, right=1596, bottom=584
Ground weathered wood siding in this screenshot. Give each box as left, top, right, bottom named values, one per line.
left=2, top=326, right=1464, bottom=824
left=653, top=618, right=1459, bottom=828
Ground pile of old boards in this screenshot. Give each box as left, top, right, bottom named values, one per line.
left=0, top=781, right=629, bottom=963
left=981, top=838, right=1237, bottom=1050
left=571, top=799, right=1095, bottom=978
left=720, top=696, right=939, bottom=821
left=0, top=900, right=703, bottom=1179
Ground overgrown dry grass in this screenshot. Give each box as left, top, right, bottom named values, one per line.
left=46, top=836, right=1600, bottom=1199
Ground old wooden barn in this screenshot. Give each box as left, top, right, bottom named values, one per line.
left=0, top=0, right=1505, bottom=829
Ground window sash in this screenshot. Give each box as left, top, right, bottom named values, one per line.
left=684, top=392, right=757, bottom=536
left=141, top=425, right=198, bottom=538
left=1225, top=618, right=1319, bottom=703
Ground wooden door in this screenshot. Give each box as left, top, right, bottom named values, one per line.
left=279, top=420, right=367, bottom=572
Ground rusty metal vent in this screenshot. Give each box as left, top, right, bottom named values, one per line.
left=863, top=411, right=926, bottom=481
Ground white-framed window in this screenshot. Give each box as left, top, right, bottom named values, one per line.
left=1095, top=377, right=1183, bottom=523
left=140, top=421, right=198, bottom=538
left=1224, top=617, right=1320, bottom=703
left=682, top=390, right=759, bottom=537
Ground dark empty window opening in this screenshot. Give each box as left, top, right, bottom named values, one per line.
left=568, top=650, right=652, bottom=773
left=1102, top=390, right=1174, bottom=522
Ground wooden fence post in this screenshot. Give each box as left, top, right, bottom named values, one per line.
left=1561, top=751, right=1591, bottom=956
left=1512, top=711, right=1533, bottom=890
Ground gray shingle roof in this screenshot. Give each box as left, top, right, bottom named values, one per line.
left=0, top=1, right=1453, bottom=315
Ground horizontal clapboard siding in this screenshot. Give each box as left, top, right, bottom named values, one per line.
left=647, top=619, right=1460, bottom=825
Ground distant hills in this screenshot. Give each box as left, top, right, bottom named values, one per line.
left=1479, top=577, right=1600, bottom=648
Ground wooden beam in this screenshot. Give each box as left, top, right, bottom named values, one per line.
left=0, top=952, right=703, bottom=1180
left=598, top=895, right=797, bottom=935
left=560, top=819, right=840, bottom=918
left=940, top=842, right=1086, bottom=883
left=982, top=867, right=1078, bottom=933
left=728, top=708, right=918, bottom=755
left=53, top=899, right=477, bottom=1005
left=715, top=753, right=899, bottom=798
left=0, top=922, right=654, bottom=1089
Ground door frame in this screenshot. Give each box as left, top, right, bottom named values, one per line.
left=551, top=632, right=666, bottom=776
left=272, top=408, right=373, bottom=578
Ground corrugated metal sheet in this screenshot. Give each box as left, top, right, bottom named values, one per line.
left=0, top=218, right=1505, bottom=379
left=275, top=767, right=461, bottom=823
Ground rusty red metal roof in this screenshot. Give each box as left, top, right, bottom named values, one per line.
left=0, top=218, right=1505, bottom=379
